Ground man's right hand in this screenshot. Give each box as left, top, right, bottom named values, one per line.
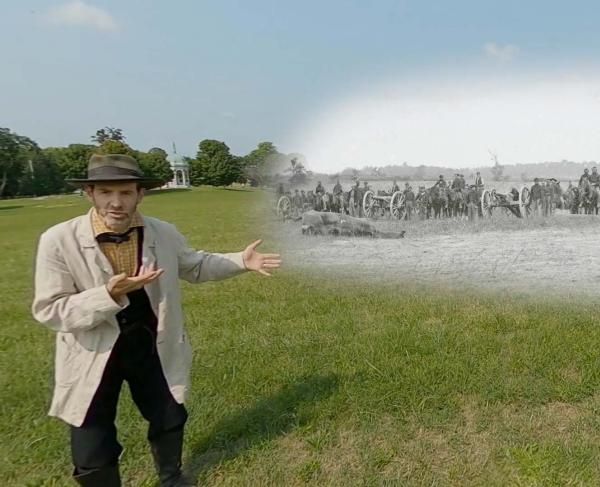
left=106, top=264, right=164, bottom=302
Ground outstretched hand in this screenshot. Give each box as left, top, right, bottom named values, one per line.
left=242, top=239, right=281, bottom=276
left=106, top=263, right=164, bottom=302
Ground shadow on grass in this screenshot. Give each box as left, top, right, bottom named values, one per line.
left=186, top=374, right=339, bottom=476
left=0, top=205, right=24, bottom=211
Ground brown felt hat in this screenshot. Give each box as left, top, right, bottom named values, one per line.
left=66, top=154, right=164, bottom=189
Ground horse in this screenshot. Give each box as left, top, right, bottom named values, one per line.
left=448, top=189, right=466, bottom=218
left=415, top=192, right=429, bottom=220
left=429, top=185, right=447, bottom=219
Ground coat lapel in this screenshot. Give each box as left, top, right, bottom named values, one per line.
left=76, top=209, right=114, bottom=281
left=141, top=216, right=164, bottom=327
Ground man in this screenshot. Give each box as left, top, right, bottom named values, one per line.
left=589, top=167, right=600, bottom=185
left=306, top=190, right=316, bottom=210
left=435, top=175, right=446, bottom=189
left=579, top=168, right=590, bottom=187
left=530, top=178, right=543, bottom=215
left=474, top=171, right=484, bottom=189
left=403, top=183, right=415, bottom=220
left=332, top=179, right=343, bottom=196
left=276, top=183, right=284, bottom=199
left=353, top=180, right=363, bottom=217
left=32, top=154, right=281, bottom=486
left=451, top=173, right=462, bottom=190
left=542, top=179, right=553, bottom=216
left=391, top=179, right=400, bottom=193
left=315, top=180, right=325, bottom=196
left=293, top=189, right=303, bottom=216
left=300, top=189, right=307, bottom=210
left=415, top=186, right=428, bottom=220
left=466, top=184, right=479, bottom=221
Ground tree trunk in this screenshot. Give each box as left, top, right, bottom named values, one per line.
left=0, top=168, right=7, bottom=198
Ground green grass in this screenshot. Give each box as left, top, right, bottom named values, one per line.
left=2, top=188, right=600, bottom=486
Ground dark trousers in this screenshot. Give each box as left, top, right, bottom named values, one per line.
left=70, top=302, right=187, bottom=471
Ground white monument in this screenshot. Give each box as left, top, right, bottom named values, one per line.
left=167, top=143, right=190, bottom=188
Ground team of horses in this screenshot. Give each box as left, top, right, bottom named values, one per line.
left=564, top=180, right=600, bottom=215
left=283, top=180, right=600, bottom=220
left=291, top=185, right=474, bottom=220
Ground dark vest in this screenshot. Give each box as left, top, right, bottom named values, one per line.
left=113, top=227, right=157, bottom=333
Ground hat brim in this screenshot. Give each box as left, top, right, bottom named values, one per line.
left=65, top=175, right=165, bottom=190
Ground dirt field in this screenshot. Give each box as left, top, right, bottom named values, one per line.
left=272, top=212, right=600, bottom=300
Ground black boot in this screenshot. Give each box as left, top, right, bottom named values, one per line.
left=73, top=465, right=121, bottom=486
left=150, top=428, right=195, bottom=487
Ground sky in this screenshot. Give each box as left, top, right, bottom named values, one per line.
left=2, top=1, right=600, bottom=172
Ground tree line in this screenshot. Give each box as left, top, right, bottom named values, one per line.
left=0, top=126, right=299, bottom=198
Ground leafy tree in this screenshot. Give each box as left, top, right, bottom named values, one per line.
left=95, top=140, right=135, bottom=156
left=189, top=139, right=242, bottom=187
left=18, top=151, right=64, bottom=196
left=288, top=157, right=307, bottom=185
left=148, top=147, right=168, bottom=158
left=136, top=149, right=173, bottom=182
left=0, top=128, right=39, bottom=197
left=242, top=141, right=278, bottom=186
left=91, top=127, right=125, bottom=144
left=43, top=144, right=96, bottom=181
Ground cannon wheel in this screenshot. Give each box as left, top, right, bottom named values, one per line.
left=519, top=186, right=531, bottom=218
left=480, top=189, right=493, bottom=218
left=390, top=191, right=406, bottom=219
left=363, top=190, right=375, bottom=218
left=276, top=195, right=291, bottom=218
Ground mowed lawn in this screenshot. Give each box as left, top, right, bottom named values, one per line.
left=2, top=188, right=600, bottom=486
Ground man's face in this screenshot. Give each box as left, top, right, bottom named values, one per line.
left=86, top=182, right=144, bottom=231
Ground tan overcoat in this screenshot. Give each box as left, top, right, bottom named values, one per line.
left=32, top=209, right=246, bottom=426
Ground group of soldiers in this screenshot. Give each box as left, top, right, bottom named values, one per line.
left=275, top=167, right=600, bottom=221
left=528, top=178, right=563, bottom=216
left=276, top=172, right=487, bottom=221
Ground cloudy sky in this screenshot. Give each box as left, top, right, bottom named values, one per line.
left=2, top=1, right=600, bottom=172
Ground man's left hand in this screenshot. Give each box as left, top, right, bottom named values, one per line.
left=242, top=239, right=281, bottom=276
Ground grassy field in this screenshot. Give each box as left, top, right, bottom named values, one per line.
left=2, top=188, right=600, bottom=486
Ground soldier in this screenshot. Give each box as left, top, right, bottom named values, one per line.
left=332, top=179, right=343, bottom=212
left=352, top=180, right=362, bottom=217
left=363, top=181, right=370, bottom=193
left=435, top=175, right=447, bottom=189
left=403, top=184, right=415, bottom=220
left=293, top=189, right=303, bottom=216
left=332, top=179, right=343, bottom=195
left=589, top=167, right=600, bottom=185
left=306, top=190, right=316, bottom=210
left=415, top=186, right=428, bottom=219
left=466, top=184, right=479, bottom=221
left=474, top=171, right=484, bottom=189
left=459, top=174, right=466, bottom=190
left=579, top=168, right=590, bottom=187
left=451, top=173, right=462, bottom=190
left=315, top=181, right=325, bottom=196
left=300, top=190, right=307, bottom=211
left=542, top=180, right=553, bottom=216
left=276, top=183, right=284, bottom=199
left=530, top=178, right=543, bottom=215
left=391, top=179, right=400, bottom=193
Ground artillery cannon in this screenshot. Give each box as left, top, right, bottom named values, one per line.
left=480, top=186, right=531, bottom=218
left=362, top=190, right=406, bottom=219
